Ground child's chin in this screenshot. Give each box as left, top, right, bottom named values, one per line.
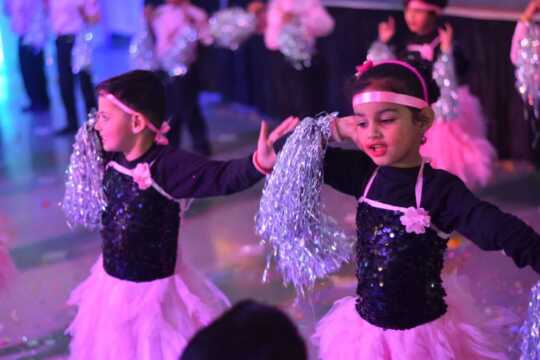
left=102, top=143, right=117, bottom=152
left=369, top=156, right=390, bottom=166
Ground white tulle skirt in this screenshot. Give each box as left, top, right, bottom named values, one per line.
left=312, top=274, right=513, bottom=360
left=66, top=256, right=230, bottom=360
left=421, top=86, right=497, bottom=189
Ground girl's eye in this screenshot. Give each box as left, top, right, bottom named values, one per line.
left=97, top=112, right=110, bottom=122
left=356, top=121, right=368, bottom=128
left=379, top=118, right=395, bottom=124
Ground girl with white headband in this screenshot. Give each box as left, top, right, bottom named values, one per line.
left=64, top=70, right=299, bottom=359
left=260, top=59, right=540, bottom=359
left=370, top=0, right=497, bottom=189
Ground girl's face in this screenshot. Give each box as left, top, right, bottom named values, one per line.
left=95, top=96, right=136, bottom=153
left=351, top=94, right=431, bottom=167
left=404, top=7, right=437, bottom=35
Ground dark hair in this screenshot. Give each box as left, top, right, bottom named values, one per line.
left=180, top=300, right=307, bottom=360
left=403, top=0, right=448, bottom=9
left=347, top=59, right=440, bottom=108
left=96, top=70, right=166, bottom=127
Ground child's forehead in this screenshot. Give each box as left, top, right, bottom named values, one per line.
left=97, top=96, right=122, bottom=112
left=353, top=102, right=402, bottom=114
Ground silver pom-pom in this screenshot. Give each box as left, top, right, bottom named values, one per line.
left=72, top=29, right=95, bottom=73
left=366, top=41, right=395, bottom=62
left=160, top=26, right=199, bottom=77
left=255, top=112, right=353, bottom=296
left=432, top=52, right=460, bottom=121
left=520, top=281, right=540, bottom=359
left=278, top=20, right=315, bottom=70
left=209, top=7, right=256, bottom=50
left=22, top=5, right=47, bottom=50
left=515, top=22, right=540, bottom=119
left=61, top=112, right=106, bottom=230
left=129, top=25, right=159, bottom=71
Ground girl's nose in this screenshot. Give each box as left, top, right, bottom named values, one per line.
left=367, top=124, right=382, bottom=139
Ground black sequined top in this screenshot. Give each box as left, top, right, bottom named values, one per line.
left=355, top=201, right=447, bottom=330
left=101, top=145, right=264, bottom=282
left=324, top=147, right=540, bottom=329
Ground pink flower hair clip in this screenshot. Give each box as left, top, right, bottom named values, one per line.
left=355, top=60, right=374, bottom=78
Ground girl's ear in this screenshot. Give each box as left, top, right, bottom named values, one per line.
left=417, top=107, right=434, bottom=131
left=130, top=114, right=147, bottom=134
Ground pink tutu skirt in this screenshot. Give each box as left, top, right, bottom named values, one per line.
left=455, top=86, right=489, bottom=139
left=421, top=87, right=496, bottom=189
left=66, top=256, right=230, bottom=360
left=421, top=122, right=496, bottom=189
left=312, top=274, right=513, bottom=360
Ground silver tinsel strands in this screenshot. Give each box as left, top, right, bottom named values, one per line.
left=209, top=7, right=256, bottom=50
left=433, top=52, right=460, bottom=121
left=160, top=26, right=199, bottom=76
left=366, top=41, right=395, bottom=62
left=515, top=22, right=540, bottom=119
left=521, top=281, right=540, bottom=359
left=129, top=23, right=159, bottom=71
left=255, top=113, right=353, bottom=296
left=62, top=112, right=106, bottom=230
left=72, top=28, right=95, bottom=73
left=278, top=20, right=315, bottom=70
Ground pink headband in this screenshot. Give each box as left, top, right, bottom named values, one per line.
left=353, top=91, right=428, bottom=109
left=354, top=60, right=429, bottom=107
left=407, top=0, right=443, bottom=15
left=104, top=93, right=170, bottom=145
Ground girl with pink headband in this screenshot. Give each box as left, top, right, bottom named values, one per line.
left=63, top=70, right=299, bottom=359
left=258, top=59, right=540, bottom=359
left=369, top=0, right=497, bottom=189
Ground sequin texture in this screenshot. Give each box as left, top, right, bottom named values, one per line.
left=101, top=167, right=180, bottom=282
left=355, top=203, right=448, bottom=330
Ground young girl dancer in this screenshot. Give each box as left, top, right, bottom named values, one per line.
left=261, top=60, right=540, bottom=359
left=370, top=0, right=496, bottom=188
left=64, top=70, right=298, bottom=359
left=150, top=0, right=213, bottom=154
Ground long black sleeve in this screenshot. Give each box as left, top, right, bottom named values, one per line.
left=436, top=175, right=540, bottom=273
left=323, top=146, right=376, bottom=198
left=152, top=147, right=264, bottom=199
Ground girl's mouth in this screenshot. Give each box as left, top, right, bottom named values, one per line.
left=367, top=143, right=388, bottom=157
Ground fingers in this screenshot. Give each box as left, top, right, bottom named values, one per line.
left=337, top=116, right=356, bottom=138
left=439, top=22, right=453, bottom=35
left=268, top=116, right=299, bottom=144
left=258, top=120, right=270, bottom=149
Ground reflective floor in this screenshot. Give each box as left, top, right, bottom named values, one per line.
left=0, top=12, right=539, bottom=360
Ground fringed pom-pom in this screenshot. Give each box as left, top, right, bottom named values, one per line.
left=433, top=52, right=460, bottom=122
left=160, top=26, right=199, bottom=77
left=520, top=281, right=540, bottom=359
left=61, top=111, right=106, bottom=230
left=515, top=22, right=540, bottom=119
left=255, top=112, right=353, bottom=296
left=209, top=7, right=257, bottom=50
left=278, top=20, right=315, bottom=71
left=129, top=22, right=159, bottom=71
